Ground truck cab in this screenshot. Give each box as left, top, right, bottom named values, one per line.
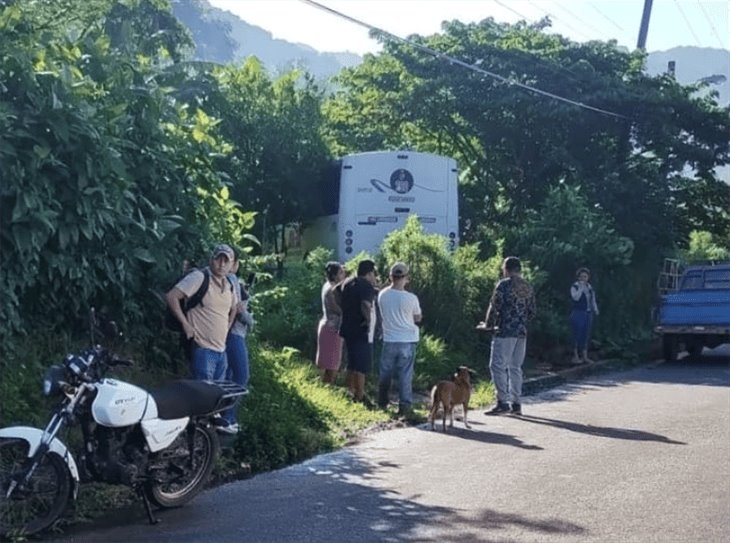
left=655, top=263, right=730, bottom=362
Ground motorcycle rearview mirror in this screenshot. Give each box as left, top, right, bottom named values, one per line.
left=89, top=307, right=97, bottom=344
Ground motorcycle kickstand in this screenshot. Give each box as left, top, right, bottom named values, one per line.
left=135, top=486, right=160, bottom=525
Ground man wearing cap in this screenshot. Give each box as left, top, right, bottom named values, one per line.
left=377, top=262, right=422, bottom=415
left=166, top=244, right=237, bottom=383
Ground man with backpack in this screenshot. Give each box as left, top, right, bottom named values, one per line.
left=166, top=244, right=237, bottom=384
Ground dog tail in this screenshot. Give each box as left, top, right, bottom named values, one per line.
left=430, top=384, right=439, bottom=407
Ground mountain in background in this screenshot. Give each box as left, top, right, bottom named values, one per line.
left=171, top=0, right=728, bottom=183
left=173, top=1, right=729, bottom=185
left=171, top=0, right=360, bottom=78
left=173, top=1, right=729, bottom=107
left=646, top=46, right=729, bottom=106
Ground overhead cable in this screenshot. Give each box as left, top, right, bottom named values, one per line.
left=587, top=2, right=625, bottom=33
left=299, top=0, right=626, bottom=119
left=696, top=0, right=725, bottom=48
left=547, top=0, right=614, bottom=41
left=492, top=0, right=533, bottom=23
left=525, top=0, right=594, bottom=42
left=673, top=0, right=702, bottom=46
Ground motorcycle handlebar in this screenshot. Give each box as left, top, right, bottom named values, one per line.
left=92, top=348, right=134, bottom=369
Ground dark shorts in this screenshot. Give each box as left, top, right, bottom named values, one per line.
left=344, top=336, right=372, bottom=374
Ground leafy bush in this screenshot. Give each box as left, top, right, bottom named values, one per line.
left=253, top=247, right=334, bottom=357
left=506, top=185, right=638, bottom=351
left=413, top=334, right=467, bottom=389
left=680, top=230, right=730, bottom=263
left=0, top=0, right=248, bottom=352
left=379, top=216, right=500, bottom=359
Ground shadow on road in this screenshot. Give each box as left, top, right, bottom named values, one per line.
left=420, top=424, right=544, bottom=450
left=49, top=450, right=585, bottom=543
left=517, top=415, right=687, bottom=445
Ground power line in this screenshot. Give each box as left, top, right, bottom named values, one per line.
left=587, top=1, right=625, bottom=33
left=525, top=0, right=594, bottom=42
left=546, top=0, right=614, bottom=41
left=486, top=1, right=605, bottom=89
left=673, top=0, right=702, bottom=46
left=696, top=0, right=725, bottom=48
left=492, top=0, right=533, bottom=23
left=299, top=0, right=626, bottom=119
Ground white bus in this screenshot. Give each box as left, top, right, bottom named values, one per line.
left=303, top=151, right=459, bottom=260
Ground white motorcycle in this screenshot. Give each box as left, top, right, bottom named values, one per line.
left=0, top=312, right=247, bottom=537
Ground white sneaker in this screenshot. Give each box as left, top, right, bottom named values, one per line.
left=217, top=422, right=239, bottom=435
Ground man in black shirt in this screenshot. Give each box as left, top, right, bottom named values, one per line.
left=338, top=259, right=378, bottom=404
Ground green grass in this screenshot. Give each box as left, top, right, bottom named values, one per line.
left=230, top=344, right=389, bottom=472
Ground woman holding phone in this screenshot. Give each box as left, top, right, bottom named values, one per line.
left=570, top=267, right=599, bottom=364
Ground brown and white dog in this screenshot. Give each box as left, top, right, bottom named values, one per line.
left=429, top=366, right=474, bottom=431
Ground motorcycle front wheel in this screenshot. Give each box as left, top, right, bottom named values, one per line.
left=145, top=424, right=219, bottom=509
left=0, top=438, right=71, bottom=538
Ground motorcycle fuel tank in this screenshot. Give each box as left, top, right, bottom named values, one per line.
left=92, top=379, right=150, bottom=427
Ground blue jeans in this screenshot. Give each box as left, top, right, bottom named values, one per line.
left=378, top=342, right=417, bottom=409
left=489, top=337, right=526, bottom=404
left=191, top=346, right=227, bottom=381
left=224, top=333, right=249, bottom=425
left=570, top=310, right=593, bottom=351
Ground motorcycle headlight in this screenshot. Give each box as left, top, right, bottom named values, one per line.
left=42, top=365, right=66, bottom=396
left=65, top=354, right=89, bottom=377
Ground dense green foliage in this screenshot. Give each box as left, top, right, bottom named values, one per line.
left=1, top=2, right=728, bottom=528
left=323, top=16, right=729, bottom=353
left=0, top=0, right=238, bottom=344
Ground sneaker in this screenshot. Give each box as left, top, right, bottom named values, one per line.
left=485, top=402, right=510, bottom=415
left=510, top=403, right=522, bottom=416
left=217, top=422, right=239, bottom=435
left=210, top=415, right=229, bottom=427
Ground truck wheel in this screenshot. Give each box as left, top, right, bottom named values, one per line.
left=662, top=335, right=678, bottom=362
left=686, top=340, right=703, bottom=361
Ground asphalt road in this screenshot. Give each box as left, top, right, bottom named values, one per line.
left=55, top=346, right=729, bottom=543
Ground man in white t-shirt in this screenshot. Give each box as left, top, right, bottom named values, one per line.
left=377, top=262, right=422, bottom=415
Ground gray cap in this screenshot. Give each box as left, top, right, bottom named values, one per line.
left=390, top=262, right=409, bottom=277
left=212, top=244, right=235, bottom=260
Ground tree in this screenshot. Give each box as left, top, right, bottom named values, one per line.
left=0, top=0, right=243, bottom=341
left=324, top=18, right=730, bottom=255
left=208, top=59, right=332, bottom=251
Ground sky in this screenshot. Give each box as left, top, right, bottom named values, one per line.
left=208, top=0, right=730, bottom=54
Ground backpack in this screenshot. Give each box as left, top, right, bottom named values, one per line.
left=164, top=268, right=211, bottom=333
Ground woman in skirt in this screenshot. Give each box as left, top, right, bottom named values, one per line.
left=316, top=261, right=346, bottom=384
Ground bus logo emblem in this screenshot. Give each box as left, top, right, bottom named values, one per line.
left=390, top=169, right=414, bottom=194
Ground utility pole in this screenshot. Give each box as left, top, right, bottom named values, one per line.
left=637, top=0, right=653, bottom=50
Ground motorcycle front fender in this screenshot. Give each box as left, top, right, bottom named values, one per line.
left=0, top=426, right=80, bottom=500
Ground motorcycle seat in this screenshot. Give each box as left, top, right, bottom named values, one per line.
left=150, top=380, right=224, bottom=420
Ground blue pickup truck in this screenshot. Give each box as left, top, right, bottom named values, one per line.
left=655, top=263, right=730, bottom=362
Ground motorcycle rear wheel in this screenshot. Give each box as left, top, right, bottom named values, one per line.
left=145, top=424, right=219, bottom=508
left=0, top=438, right=71, bottom=537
